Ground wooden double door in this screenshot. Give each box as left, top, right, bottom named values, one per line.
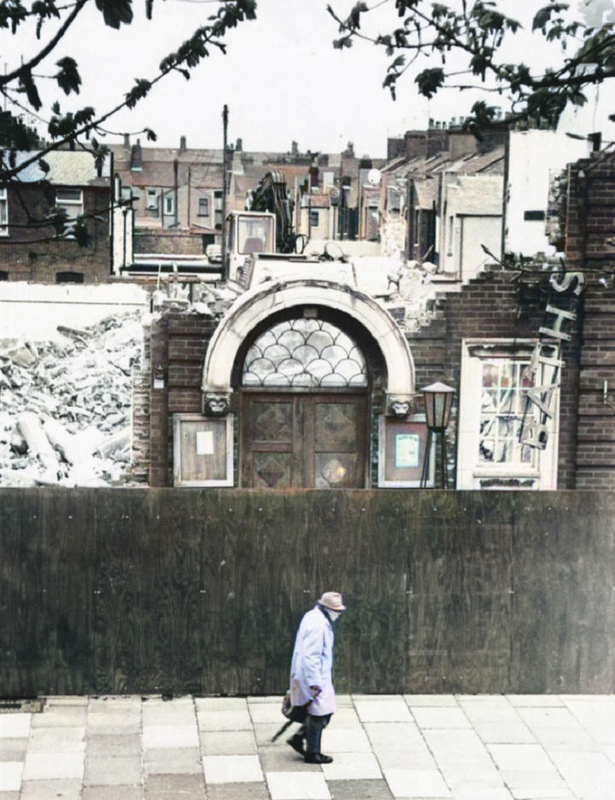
left=241, top=392, right=368, bottom=488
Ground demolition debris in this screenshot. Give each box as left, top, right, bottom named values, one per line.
left=0, top=313, right=143, bottom=487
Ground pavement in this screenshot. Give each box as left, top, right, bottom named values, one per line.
left=1, top=694, right=614, bottom=800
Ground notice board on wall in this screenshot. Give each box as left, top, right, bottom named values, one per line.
left=378, top=415, right=433, bottom=487
left=173, top=414, right=233, bottom=486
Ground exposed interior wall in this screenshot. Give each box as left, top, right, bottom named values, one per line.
left=1, top=488, right=613, bottom=698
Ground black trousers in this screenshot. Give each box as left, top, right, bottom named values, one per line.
left=301, top=713, right=331, bottom=755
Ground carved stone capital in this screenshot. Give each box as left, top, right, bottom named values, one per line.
left=385, top=393, right=417, bottom=418
left=203, top=392, right=231, bottom=417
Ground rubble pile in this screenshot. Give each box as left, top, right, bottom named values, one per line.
left=381, top=261, right=438, bottom=332
left=0, top=313, right=143, bottom=487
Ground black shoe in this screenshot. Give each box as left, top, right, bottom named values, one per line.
left=286, top=733, right=305, bottom=756
left=304, top=752, right=333, bottom=764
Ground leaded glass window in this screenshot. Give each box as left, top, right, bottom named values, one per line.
left=242, top=319, right=367, bottom=388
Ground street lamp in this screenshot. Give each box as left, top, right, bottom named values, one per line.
left=420, top=382, right=455, bottom=489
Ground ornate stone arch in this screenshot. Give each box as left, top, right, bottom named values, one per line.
left=201, top=279, right=416, bottom=415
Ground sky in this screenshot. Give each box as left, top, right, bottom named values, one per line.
left=6, top=0, right=615, bottom=158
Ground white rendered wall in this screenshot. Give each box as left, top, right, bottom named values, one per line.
left=506, top=130, right=590, bottom=258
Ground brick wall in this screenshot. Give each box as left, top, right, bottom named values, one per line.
left=407, top=270, right=581, bottom=489
left=565, top=152, right=615, bottom=488
left=143, top=271, right=591, bottom=490
left=130, top=322, right=151, bottom=484
left=144, top=311, right=218, bottom=487
left=1, top=184, right=112, bottom=283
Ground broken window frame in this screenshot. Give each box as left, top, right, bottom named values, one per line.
left=456, top=339, right=559, bottom=490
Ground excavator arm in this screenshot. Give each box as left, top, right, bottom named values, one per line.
left=247, top=170, right=305, bottom=253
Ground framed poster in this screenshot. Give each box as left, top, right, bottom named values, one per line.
left=378, top=414, right=434, bottom=487
left=173, top=414, right=233, bottom=487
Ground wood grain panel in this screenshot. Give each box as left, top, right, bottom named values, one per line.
left=0, top=488, right=613, bottom=697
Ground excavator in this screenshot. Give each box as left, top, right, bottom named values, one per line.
left=246, top=170, right=305, bottom=254
left=225, top=171, right=349, bottom=288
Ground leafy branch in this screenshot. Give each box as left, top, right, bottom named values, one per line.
left=328, top=1, right=615, bottom=129
left=0, top=0, right=257, bottom=181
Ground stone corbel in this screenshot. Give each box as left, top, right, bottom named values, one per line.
left=203, top=392, right=231, bottom=417
left=385, top=393, right=418, bottom=418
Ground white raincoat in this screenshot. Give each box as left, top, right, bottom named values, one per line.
left=289, top=605, right=336, bottom=716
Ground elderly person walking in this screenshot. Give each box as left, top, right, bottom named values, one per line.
left=287, top=591, right=346, bottom=764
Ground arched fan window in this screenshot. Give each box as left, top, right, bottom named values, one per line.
left=242, top=318, right=367, bottom=388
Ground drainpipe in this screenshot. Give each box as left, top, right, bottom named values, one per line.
left=501, top=128, right=510, bottom=262
left=221, top=104, right=228, bottom=281
left=173, top=158, right=179, bottom=229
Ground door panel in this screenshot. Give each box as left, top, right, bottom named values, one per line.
left=242, top=393, right=367, bottom=488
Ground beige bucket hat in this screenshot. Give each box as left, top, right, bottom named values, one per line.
left=318, top=592, right=346, bottom=611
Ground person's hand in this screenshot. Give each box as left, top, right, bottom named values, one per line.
left=309, top=685, right=321, bottom=699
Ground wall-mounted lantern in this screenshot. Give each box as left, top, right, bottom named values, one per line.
left=420, top=382, right=455, bottom=489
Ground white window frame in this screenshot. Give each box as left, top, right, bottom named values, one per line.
left=0, top=187, right=8, bottom=236
left=198, top=196, right=210, bottom=217
left=163, top=192, right=175, bottom=217
left=456, top=339, right=559, bottom=490
left=146, top=188, right=160, bottom=212
left=55, top=188, right=83, bottom=238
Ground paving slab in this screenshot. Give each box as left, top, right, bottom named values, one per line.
left=321, top=751, right=382, bottom=780
left=382, top=767, right=452, bottom=798
left=247, top=701, right=285, bottom=724
left=403, top=695, right=459, bottom=707
left=27, top=726, right=85, bottom=753
left=84, top=754, right=142, bottom=786
left=206, top=782, right=270, bottom=799
left=0, top=715, right=31, bottom=738
left=327, top=778, right=394, bottom=799
left=197, top=709, right=253, bottom=732
left=86, top=733, right=142, bottom=757
left=202, top=754, right=264, bottom=783
left=549, top=751, right=615, bottom=799
left=354, top=698, right=414, bottom=723
left=0, top=739, right=28, bottom=761
left=409, top=707, right=472, bottom=730
left=19, top=779, right=82, bottom=799
left=471, top=720, right=537, bottom=744
left=0, top=761, right=22, bottom=792
left=22, top=751, right=85, bottom=781
left=144, top=746, right=202, bottom=775
left=30, top=706, right=87, bottom=728
left=142, top=723, right=199, bottom=749
left=200, top=729, right=258, bottom=755
left=83, top=787, right=144, bottom=800
left=145, top=773, right=205, bottom=799
left=266, top=770, right=331, bottom=799
left=260, top=748, right=313, bottom=772
left=0, top=693, right=612, bottom=799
